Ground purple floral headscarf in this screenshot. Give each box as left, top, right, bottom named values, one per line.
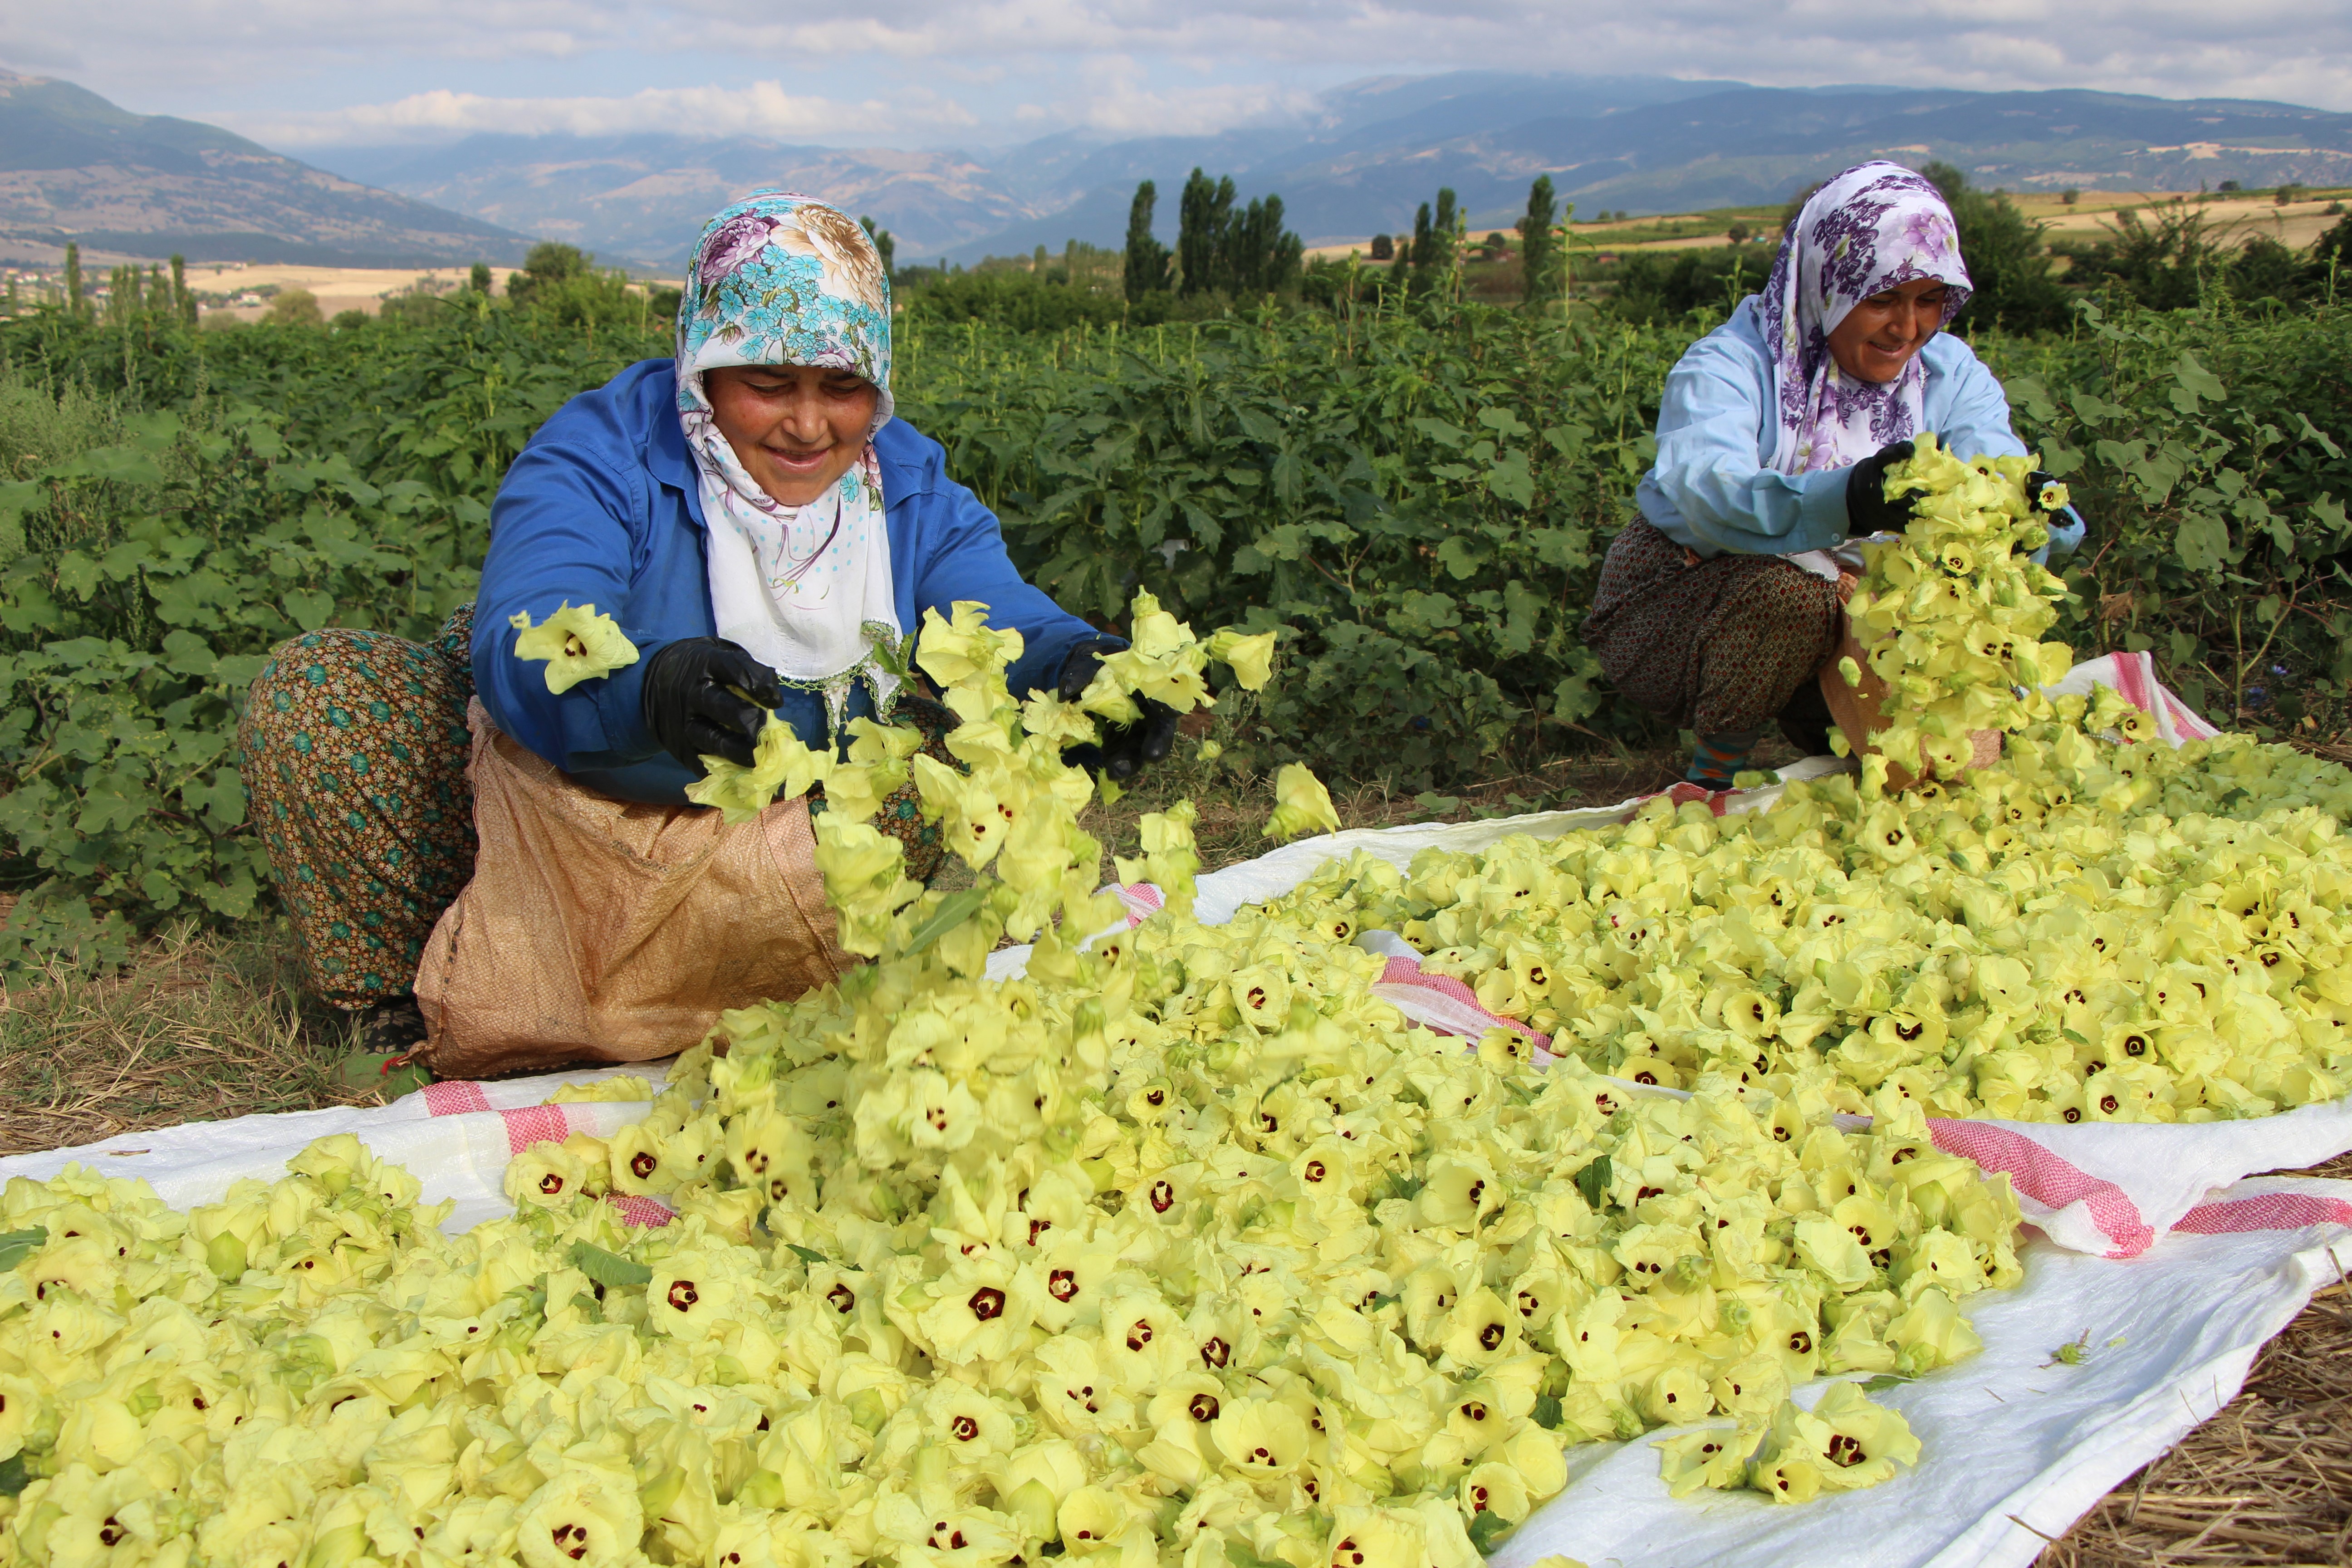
left=1759, top=161, right=1972, bottom=475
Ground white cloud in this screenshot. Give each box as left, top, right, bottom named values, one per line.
left=227, top=80, right=980, bottom=146
left=9, top=0, right=2352, bottom=151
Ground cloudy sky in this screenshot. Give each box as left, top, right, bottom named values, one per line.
left=7, top=0, right=2351, bottom=150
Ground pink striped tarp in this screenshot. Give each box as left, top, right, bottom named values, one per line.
left=421, top=1078, right=672, bottom=1227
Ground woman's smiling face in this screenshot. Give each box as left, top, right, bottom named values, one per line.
left=706, top=363, right=878, bottom=506
left=1826, top=277, right=1951, bottom=385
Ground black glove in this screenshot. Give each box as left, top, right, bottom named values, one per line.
left=2023, top=470, right=2063, bottom=513
left=1057, top=638, right=1177, bottom=781
left=1843, top=439, right=1919, bottom=536
left=640, top=637, right=783, bottom=769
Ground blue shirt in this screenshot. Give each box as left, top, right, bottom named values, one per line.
left=475, top=359, right=1106, bottom=804
left=1635, top=298, right=2085, bottom=561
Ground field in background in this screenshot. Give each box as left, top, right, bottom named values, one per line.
left=1302, top=186, right=2352, bottom=266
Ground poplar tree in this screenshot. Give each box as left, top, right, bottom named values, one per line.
left=858, top=217, right=897, bottom=280
left=1176, top=168, right=1235, bottom=298
left=1123, top=181, right=1172, bottom=300
left=1226, top=195, right=1302, bottom=296
left=1517, top=176, right=1559, bottom=313
left=170, top=254, right=196, bottom=325
left=64, top=242, right=83, bottom=318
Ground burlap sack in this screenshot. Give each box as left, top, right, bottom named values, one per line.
left=1819, top=580, right=1999, bottom=791
left=413, top=699, right=852, bottom=1078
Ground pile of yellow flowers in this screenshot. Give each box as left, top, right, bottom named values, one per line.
left=1279, top=720, right=2352, bottom=1125
left=1278, top=433, right=2352, bottom=1127
left=1838, top=434, right=2076, bottom=785
left=0, top=593, right=2024, bottom=1568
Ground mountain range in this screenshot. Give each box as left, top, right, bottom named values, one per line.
left=6, top=68, right=2352, bottom=274
left=320, top=73, right=2352, bottom=268
left=0, top=71, right=528, bottom=268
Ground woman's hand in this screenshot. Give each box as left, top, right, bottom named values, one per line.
left=641, top=638, right=784, bottom=769
left=1844, top=440, right=1919, bottom=536
left=1057, top=640, right=1178, bottom=780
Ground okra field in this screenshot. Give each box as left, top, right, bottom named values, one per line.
left=0, top=287, right=2348, bottom=965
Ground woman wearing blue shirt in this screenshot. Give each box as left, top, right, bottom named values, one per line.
left=1588, top=162, right=2082, bottom=789
left=240, top=191, right=1170, bottom=1072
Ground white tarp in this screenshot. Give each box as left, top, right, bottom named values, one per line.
left=6, top=686, right=2350, bottom=1567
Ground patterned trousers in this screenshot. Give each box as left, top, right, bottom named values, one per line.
left=240, top=606, right=951, bottom=1009
left=1584, top=519, right=1843, bottom=743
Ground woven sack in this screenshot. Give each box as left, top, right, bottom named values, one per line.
left=413, top=699, right=850, bottom=1078
left=1818, top=580, right=1999, bottom=790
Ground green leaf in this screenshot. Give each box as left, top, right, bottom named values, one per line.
left=786, top=1244, right=830, bottom=1265
left=0, top=1452, right=25, bottom=1498
left=1534, top=1392, right=1564, bottom=1429
left=1487, top=450, right=1536, bottom=508
left=60, top=445, right=165, bottom=485
left=1224, top=1540, right=1287, bottom=1568
left=568, top=1241, right=652, bottom=1289
left=1857, top=1372, right=1914, bottom=1392
left=2172, top=350, right=2225, bottom=411
left=1466, top=1510, right=1515, bottom=1553
left=161, top=629, right=217, bottom=679
left=284, top=589, right=335, bottom=631
left=1433, top=537, right=1485, bottom=581
left=902, top=886, right=992, bottom=958
left=55, top=551, right=99, bottom=600
left=0, top=1225, right=48, bottom=1270
left=2173, top=510, right=2232, bottom=576
left=1574, top=1154, right=1613, bottom=1210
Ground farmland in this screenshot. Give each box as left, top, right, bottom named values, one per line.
left=0, top=268, right=2348, bottom=972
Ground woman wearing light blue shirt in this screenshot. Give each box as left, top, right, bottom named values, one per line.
left=1587, top=162, right=2083, bottom=788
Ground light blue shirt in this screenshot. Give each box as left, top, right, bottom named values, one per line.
left=1635, top=297, right=2085, bottom=561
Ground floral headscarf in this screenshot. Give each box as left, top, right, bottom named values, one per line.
left=1759, top=161, right=1972, bottom=477
left=676, top=191, right=905, bottom=727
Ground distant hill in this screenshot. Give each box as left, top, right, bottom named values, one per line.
left=0, top=73, right=530, bottom=268
left=322, top=135, right=1031, bottom=272
left=301, top=73, right=2352, bottom=269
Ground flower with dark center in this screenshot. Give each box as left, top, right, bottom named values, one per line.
left=1189, top=1394, right=1220, bottom=1421
left=539, top=1172, right=565, bottom=1195
left=969, top=1287, right=1006, bottom=1321
left=1126, top=1320, right=1153, bottom=1350
left=667, top=1280, right=699, bottom=1311
left=1478, top=1322, right=1506, bottom=1351
left=1151, top=1181, right=1176, bottom=1213
left=1788, top=1330, right=1812, bottom=1353
left=1049, top=1269, right=1078, bottom=1302
left=1201, top=1337, right=1230, bottom=1368
left=951, top=1415, right=979, bottom=1441
left=629, top=1152, right=658, bottom=1179
left=1461, top=1401, right=1488, bottom=1422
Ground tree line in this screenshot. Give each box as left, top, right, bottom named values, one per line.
left=1122, top=170, right=1306, bottom=304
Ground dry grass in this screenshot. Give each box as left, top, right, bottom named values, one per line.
left=2041, top=1151, right=2352, bottom=1568
left=0, top=920, right=372, bottom=1156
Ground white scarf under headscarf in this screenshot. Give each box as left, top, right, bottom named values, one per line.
left=683, top=414, right=902, bottom=726
left=674, top=190, right=905, bottom=728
